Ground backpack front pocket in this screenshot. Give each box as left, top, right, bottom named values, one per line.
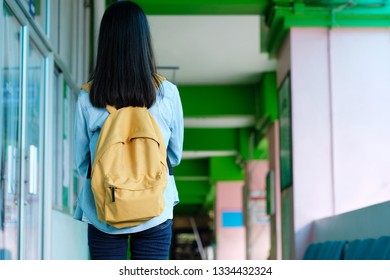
left=103, top=178, right=165, bottom=228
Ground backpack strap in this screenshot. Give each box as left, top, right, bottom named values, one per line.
left=106, top=105, right=117, bottom=114
left=153, top=74, right=166, bottom=89
left=80, top=81, right=92, bottom=92
left=167, top=157, right=174, bottom=176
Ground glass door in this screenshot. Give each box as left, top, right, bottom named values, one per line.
left=21, top=38, right=45, bottom=260
left=1, top=2, right=46, bottom=260
left=0, top=3, right=23, bottom=260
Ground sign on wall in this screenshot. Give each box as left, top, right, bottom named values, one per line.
left=222, top=211, right=243, bottom=228
left=278, top=73, right=293, bottom=190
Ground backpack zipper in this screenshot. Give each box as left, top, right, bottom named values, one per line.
left=110, top=186, right=116, bottom=202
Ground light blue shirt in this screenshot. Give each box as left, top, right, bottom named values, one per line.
left=73, top=79, right=184, bottom=234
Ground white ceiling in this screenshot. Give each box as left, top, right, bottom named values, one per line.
left=148, top=15, right=276, bottom=85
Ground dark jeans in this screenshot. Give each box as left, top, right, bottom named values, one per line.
left=88, top=219, right=173, bottom=260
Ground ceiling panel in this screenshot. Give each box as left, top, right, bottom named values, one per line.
left=148, top=15, right=276, bottom=85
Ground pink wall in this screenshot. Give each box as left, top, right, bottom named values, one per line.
left=275, top=27, right=390, bottom=259
left=267, top=122, right=282, bottom=259
left=245, top=161, right=270, bottom=260
left=328, top=28, right=390, bottom=213
left=289, top=28, right=334, bottom=259
left=215, top=181, right=245, bottom=260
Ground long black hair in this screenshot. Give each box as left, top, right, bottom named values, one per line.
left=89, top=1, right=160, bottom=109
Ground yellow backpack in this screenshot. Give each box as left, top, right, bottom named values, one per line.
left=81, top=76, right=171, bottom=228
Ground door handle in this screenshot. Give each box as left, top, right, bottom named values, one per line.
left=6, top=145, right=16, bottom=194
left=28, top=145, right=38, bottom=195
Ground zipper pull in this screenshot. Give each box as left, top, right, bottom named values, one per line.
left=110, top=186, right=116, bottom=202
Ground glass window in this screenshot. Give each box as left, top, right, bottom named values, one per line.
left=52, top=75, right=78, bottom=214
left=52, top=69, right=62, bottom=209
left=62, top=82, right=70, bottom=210
left=68, top=90, right=79, bottom=213
left=1, top=3, right=22, bottom=260
left=58, top=1, right=74, bottom=70
left=49, top=0, right=59, bottom=53
left=23, top=0, right=47, bottom=34
left=23, top=39, right=45, bottom=259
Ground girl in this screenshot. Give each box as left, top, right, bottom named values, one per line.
left=73, top=1, right=184, bottom=260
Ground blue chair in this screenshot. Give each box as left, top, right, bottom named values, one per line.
left=353, top=238, right=376, bottom=259
left=344, top=238, right=377, bottom=260
left=366, top=236, right=390, bottom=260
left=0, top=249, right=12, bottom=260
left=383, top=242, right=390, bottom=260
left=314, top=241, right=330, bottom=259
left=303, top=243, right=323, bottom=260
left=303, top=240, right=346, bottom=260
left=321, top=240, right=347, bottom=260
left=344, top=239, right=362, bottom=260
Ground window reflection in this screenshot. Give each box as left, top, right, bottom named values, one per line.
left=1, top=3, right=22, bottom=260
left=24, top=40, right=45, bottom=259
left=23, top=0, right=47, bottom=33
